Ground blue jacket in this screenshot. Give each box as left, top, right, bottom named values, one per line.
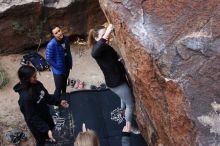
left=46, top=36, right=72, bottom=75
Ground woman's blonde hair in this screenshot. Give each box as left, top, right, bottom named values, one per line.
left=74, top=130, right=100, bottom=146
left=87, top=25, right=105, bottom=48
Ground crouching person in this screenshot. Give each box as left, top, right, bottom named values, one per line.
left=14, top=65, right=69, bottom=146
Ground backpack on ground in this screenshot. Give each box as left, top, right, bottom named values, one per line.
left=20, top=52, right=50, bottom=71
left=5, top=129, right=26, bottom=145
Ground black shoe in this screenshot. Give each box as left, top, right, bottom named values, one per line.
left=90, top=85, right=97, bottom=90
left=99, top=83, right=107, bottom=89
left=70, top=79, right=76, bottom=87
left=45, top=139, right=57, bottom=144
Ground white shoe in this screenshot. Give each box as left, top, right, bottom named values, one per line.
left=131, top=127, right=140, bottom=135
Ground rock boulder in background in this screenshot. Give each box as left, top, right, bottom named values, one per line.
left=0, top=0, right=106, bottom=54
left=99, top=0, right=220, bottom=145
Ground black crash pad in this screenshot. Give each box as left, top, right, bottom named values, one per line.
left=48, top=89, right=148, bottom=146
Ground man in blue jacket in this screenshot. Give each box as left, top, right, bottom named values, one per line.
left=46, top=25, right=72, bottom=99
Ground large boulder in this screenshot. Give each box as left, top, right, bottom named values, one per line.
left=99, top=0, right=220, bottom=146
left=0, top=0, right=106, bottom=54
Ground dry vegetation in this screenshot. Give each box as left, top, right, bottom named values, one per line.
left=0, top=64, right=9, bottom=89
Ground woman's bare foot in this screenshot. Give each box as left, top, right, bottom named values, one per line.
left=124, top=122, right=141, bottom=134
left=125, top=122, right=132, bottom=132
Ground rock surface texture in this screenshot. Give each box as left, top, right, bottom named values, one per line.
left=99, top=0, right=220, bottom=146
left=0, top=0, right=106, bottom=54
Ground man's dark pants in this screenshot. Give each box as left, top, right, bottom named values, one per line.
left=53, top=71, right=69, bottom=99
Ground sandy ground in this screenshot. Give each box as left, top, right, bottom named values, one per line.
left=0, top=44, right=105, bottom=146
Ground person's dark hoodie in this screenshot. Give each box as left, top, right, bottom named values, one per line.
left=91, top=38, right=127, bottom=88
left=14, top=81, right=61, bottom=144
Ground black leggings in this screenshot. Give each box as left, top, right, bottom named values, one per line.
left=53, top=71, right=69, bottom=99
left=36, top=139, right=46, bottom=146
left=32, top=130, right=47, bottom=146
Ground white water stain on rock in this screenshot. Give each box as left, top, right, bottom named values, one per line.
left=211, top=101, right=220, bottom=112
left=0, top=0, right=39, bottom=12
left=43, top=0, right=74, bottom=8
left=198, top=101, right=220, bottom=135
left=112, top=0, right=166, bottom=57
left=0, top=0, right=74, bottom=12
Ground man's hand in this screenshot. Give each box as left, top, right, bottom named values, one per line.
left=60, top=100, right=69, bottom=108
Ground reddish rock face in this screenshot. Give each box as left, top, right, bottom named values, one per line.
left=0, top=0, right=106, bottom=54
left=100, top=0, right=220, bottom=145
